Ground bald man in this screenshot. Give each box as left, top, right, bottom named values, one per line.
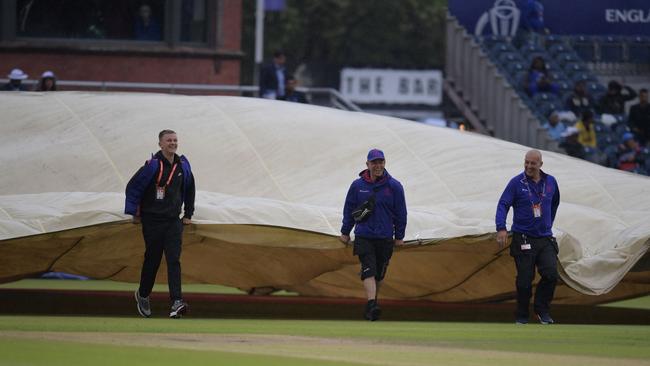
left=496, top=150, right=560, bottom=325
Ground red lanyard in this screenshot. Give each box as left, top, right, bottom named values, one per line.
left=156, top=160, right=178, bottom=188
left=524, top=177, right=546, bottom=204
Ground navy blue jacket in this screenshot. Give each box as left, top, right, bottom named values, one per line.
left=341, top=169, right=407, bottom=240
left=125, top=152, right=195, bottom=219
left=496, top=171, right=560, bottom=237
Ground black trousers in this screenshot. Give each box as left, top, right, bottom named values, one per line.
left=353, top=237, right=394, bottom=281
left=510, top=232, right=559, bottom=317
left=138, top=216, right=183, bottom=301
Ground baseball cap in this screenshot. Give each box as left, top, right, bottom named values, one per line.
left=41, top=70, right=55, bottom=79
left=367, top=149, right=385, bottom=161
left=622, top=132, right=635, bottom=142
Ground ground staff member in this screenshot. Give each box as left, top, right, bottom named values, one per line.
left=496, top=150, right=560, bottom=324
left=339, top=149, right=407, bottom=321
left=125, top=129, right=195, bottom=319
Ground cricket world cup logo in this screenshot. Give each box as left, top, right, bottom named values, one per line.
left=474, top=0, right=521, bottom=37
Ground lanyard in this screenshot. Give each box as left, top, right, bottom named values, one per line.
left=523, top=177, right=546, bottom=204
left=156, top=160, right=178, bottom=188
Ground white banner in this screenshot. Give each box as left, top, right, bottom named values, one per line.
left=340, top=68, right=442, bottom=105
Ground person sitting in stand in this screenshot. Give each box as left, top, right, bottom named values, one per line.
left=559, top=127, right=586, bottom=160
left=542, top=111, right=566, bottom=142
left=564, top=80, right=595, bottom=117
left=617, top=132, right=643, bottom=173
left=526, top=56, right=558, bottom=97
left=575, top=110, right=597, bottom=149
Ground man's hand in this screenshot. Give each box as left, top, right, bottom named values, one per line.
left=182, top=217, right=192, bottom=225
left=132, top=216, right=141, bottom=224
left=339, top=234, right=350, bottom=245
left=496, top=230, right=508, bottom=249
left=394, top=239, right=405, bottom=246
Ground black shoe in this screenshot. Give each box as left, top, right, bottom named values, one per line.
left=364, top=300, right=381, bottom=321
left=536, top=313, right=554, bottom=325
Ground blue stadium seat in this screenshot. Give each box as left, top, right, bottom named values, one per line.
left=563, top=62, right=586, bottom=75
left=548, top=70, right=568, bottom=82
left=627, top=36, right=650, bottom=63
left=544, top=35, right=565, bottom=49
left=520, top=43, right=544, bottom=54
left=587, top=82, right=606, bottom=95
left=498, top=52, right=525, bottom=65
left=570, top=72, right=597, bottom=84
left=533, top=92, right=560, bottom=105
left=598, top=36, right=624, bottom=63
left=482, top=35, right=510, bottom=49
left=490, top=42, right=518, bottom=56
left=537, top=101, right=562, bottom=118
left=506, top=61, right=527, bottom=75
left=557, top=80, right=572, bottom=93
left=525, top=52, right=550, bottom=65
left=548, top=43, right=572, bottom=57
left=555, top=52, right=580, bottom=66
left=571, top=35, right=596, bottom=62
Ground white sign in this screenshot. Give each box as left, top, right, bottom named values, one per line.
left=340, top=68, right=443, bottom=105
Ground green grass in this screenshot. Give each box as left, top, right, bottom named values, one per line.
left=0, top=337, right=363, bottom=366
left=1, top=316, right=649, bottom=360
left=0, top=279, right=297, bottom=296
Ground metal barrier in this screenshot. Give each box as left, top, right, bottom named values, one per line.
left=0, top=79, right=362, bottom=112
left=445, top=12, right=559, bottom=151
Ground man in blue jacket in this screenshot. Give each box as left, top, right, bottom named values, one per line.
left=125, top=129, right=196, bottom=319
left=340, top=149, right=407, bottom=321
left=496, top=150, right=560, bottom=325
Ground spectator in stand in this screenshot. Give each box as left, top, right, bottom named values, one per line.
left=527, top=57, right=558, bottom=97
left=559, top=127, right=586, bottom=160
left=617, top=133, right=643, bottom=173
left=279, top=75, right=308, bottom=104
left=36, top=71, right=57, bottom=91
left=2, top=68, right=28, bottom=91
left=259, top=50, right=287, bottom=100
left=134, top=4, right=162, bottom=41
left=575, top=110, right=597, bottom=149
left=542, top=111, right=566, bottom=142
left=597, top=80, right=637, bottom=116
left=518, top=0, right=548, bottom=47
left=564, top=80, right=595, bottom=117
left=628, top=88, right=650, bottom=146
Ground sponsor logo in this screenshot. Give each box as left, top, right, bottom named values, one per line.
left=606, top=9, right=650, bottom=23
left=474, top=0, right=520, bottom=37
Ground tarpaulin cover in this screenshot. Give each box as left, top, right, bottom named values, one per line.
left=1, top=92, right=649, bottom=304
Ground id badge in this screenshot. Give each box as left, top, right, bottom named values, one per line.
left=532, top=203, right=541, bottom=218
left=156, top=186, right=165, bottom=200
left=520, top=244, right=532, bottom=250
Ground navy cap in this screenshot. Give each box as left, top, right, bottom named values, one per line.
left=367, top=149, right=385, bottom=161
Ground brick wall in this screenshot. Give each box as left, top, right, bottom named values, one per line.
left=0, top=0, right=242, bottom=85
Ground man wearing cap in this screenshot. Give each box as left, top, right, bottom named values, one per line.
left=340, top=149, right=407, bottom=321
left=2, top=68, right=28, bottom=91
left=125, top=129, right=196, bottom=319
left=496, top=150, right=560, bottom=325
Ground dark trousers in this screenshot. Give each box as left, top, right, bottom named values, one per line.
left=510, top=232, right=559, bottom=318
left=139, top=216, right=183, bottom=301
left=353, top=237, right=394, bottom=281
